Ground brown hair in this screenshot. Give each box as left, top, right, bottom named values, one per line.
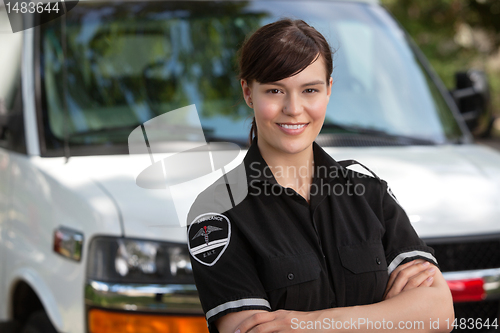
left=238, top=18, right=334, bottom=144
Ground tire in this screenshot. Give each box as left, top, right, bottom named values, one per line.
left=20, top=311, right=57, bottom=333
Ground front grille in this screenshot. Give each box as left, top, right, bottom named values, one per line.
left=427, top=239, right=500, bottom=272
left=452, top=301, right=499, bottom=332
left=426, top=237, right=500, bottom=332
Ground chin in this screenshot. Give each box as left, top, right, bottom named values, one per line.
left=278, top=138, right=313, bottom=155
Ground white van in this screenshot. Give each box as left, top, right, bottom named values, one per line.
left=1, top=0, right=499, bottom=332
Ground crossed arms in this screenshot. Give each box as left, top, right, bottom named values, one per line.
left=215, top=260, right=454, bottom=333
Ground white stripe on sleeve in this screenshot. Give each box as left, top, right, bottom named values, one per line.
left=206, top=298, right=271, bottom=321
left=387, top=250, right=438, bottom=275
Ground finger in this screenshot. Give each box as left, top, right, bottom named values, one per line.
left=420, top=275, right=434, bottom=287
left=245, top=311, right=291, bottom=333
left=386, top=259, right=426, bottom=287
left=385, top=262, right=435, bottom=299
left=237, top=312, right=275, bottom=333
left=247, top=320, right=284, bottom=333
left=384, top=260, right=418, bottom=296
left=384, top=260, right=424, bottom=298
left=402, top=266, right=436, bottom=292
left=390, top=261, right=430, bottom=291
left=385, top=262, right=433, bottom=299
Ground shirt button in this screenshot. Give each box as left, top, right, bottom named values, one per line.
left=287, top=273, right=295, bottom=280
left=376, top=257, right=381, bottom=265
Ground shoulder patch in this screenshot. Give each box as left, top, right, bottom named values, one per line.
left=188, top=213, right=231, bottom=266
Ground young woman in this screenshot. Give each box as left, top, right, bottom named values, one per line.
left=187, top=19, right=454, bottom=333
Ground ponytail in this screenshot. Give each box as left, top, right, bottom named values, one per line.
left=248, top=117, right=257, bottom=145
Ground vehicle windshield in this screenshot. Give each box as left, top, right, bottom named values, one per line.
left=39, top=0, right=464, bottom=156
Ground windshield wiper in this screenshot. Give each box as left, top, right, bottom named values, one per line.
left=320, top=122, right=438, bottom=145
left=67, top=124, right=142, bottom=140
left=67, top=123, right=210, bottom=140
left=66, top=125, right=249, bottom=147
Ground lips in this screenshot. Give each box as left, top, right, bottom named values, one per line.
left=278, top=123, right=307, bottom=129
left=276, top=122, right=309, bottom=135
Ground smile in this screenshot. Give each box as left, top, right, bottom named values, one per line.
left=278, top=123, right=307, bottom=129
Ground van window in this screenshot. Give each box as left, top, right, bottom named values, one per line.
left=39, top=1, right=463, bottom=156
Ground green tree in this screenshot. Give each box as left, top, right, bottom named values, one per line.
left=381, top=0, right=500, bottom=118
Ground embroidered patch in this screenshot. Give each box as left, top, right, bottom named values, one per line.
left=188, top=213, right=231, bottom=266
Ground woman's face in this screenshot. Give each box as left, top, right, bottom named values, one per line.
left=242, top=56, right=332, bottom=156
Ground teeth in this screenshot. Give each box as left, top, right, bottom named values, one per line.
left=280, top=124, right=306, bottom=129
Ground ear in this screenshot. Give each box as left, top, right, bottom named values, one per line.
left=326, top=77, right=333, bottom=100
left=241, top=79, right=253, bottom=108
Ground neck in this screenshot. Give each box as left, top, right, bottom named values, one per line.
left=257, top=138, right=314, bottom=201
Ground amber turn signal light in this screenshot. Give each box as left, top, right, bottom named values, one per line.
left=88, top=309, right=208, bottom=333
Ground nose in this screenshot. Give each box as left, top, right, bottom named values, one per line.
left=283, top=93, right=302, bottom=116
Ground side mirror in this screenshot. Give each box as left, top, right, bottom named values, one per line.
left=451, top=70, right=493, bottom=137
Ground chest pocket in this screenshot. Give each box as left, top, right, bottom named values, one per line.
left=258, top=252, right=322, bottom=310
left=338, top=242, right=389, bottom=306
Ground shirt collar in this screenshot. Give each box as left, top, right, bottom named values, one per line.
left=312, top=140, right=343, bottom=184
left=244, top=137, right=278, bottom=185
left=243, top=137, right=342, bottom=185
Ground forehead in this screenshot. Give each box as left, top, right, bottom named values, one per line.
left=261, top=56, right=328, bottom=85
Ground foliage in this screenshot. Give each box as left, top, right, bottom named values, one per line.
left=381, top=0, right=500, bottom=117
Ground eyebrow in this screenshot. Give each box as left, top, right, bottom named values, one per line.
left=265, top=80, right=325, bottom=87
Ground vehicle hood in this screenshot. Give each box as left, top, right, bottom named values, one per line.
left=323, top=144, right=500, bottom=239
left=63, top=150, right=246, bottom=241
left=63, top=143, right=500, bottom=241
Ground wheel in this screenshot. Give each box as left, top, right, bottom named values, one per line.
left=20, top=311, right=57, bottom=333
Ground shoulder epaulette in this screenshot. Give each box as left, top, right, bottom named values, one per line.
left=337, top=159, right=382, bottom=182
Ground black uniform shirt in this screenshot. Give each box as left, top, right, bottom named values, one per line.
left=187, top=138, right=438, bottom=333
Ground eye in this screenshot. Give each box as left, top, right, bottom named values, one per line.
left=304, top=88, right=319, bottom=93
left=267, top=89, right=282, bottom=94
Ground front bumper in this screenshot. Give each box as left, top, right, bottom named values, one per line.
left=443, top=268, right=500, bottom=301
left=85, top=280, right=203, bottom=314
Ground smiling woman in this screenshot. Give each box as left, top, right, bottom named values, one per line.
left=187, top=18, right=454, bottom=333
left=242, top=58, right=331, bottom=167
left=238, top=19, right=333, bottom=149
left=238, top=19, right=333, bottom=200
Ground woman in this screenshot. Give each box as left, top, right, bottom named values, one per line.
left=187, top=19, right=454, bottom=333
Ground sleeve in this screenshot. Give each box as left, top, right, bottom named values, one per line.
left=187, top=210, right=270, bottom=333
left=380, top=180, right=439, bottom=275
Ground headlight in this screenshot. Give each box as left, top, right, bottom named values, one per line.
left=87, top=237, right=193, bottom=284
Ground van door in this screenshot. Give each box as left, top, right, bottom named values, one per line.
left=0, top=8, right=24, bottom=320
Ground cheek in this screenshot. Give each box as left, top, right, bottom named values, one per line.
left=308, top=98, right=328, bottom=122
left=254, top=100, right=281, bottom=122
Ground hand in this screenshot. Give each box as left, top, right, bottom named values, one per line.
left=383, top=259, right=437, bottom=300
left=234, top=309, right=315, bottom=333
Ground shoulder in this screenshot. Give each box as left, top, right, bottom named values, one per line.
left=312, top=143, right=387, bottom=193
left=187, top=161, right=249, bottom=226
left=333, top=159, right=390, bottom=195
